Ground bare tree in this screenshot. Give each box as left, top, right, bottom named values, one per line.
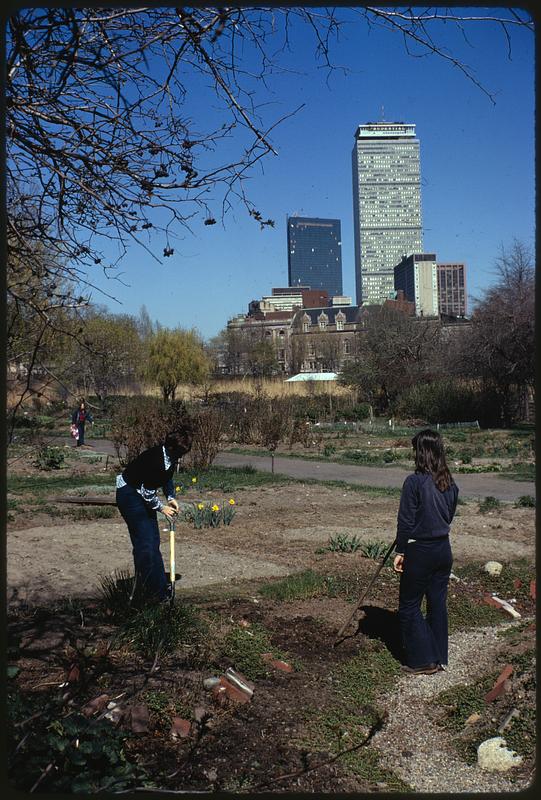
left=6, top=7, right=533, bottom=407
left=453, top=240, right=535, bottom=425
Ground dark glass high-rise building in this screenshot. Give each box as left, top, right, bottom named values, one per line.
left=287, top=216, right=343, bottom=297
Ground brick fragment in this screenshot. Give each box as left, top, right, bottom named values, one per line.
left=171, top=717, right=192, bottom=738
left=485, top=677, right=512, bottom=704
left=513, top=578, right=522, bottom=589
left=212, top=676, right=251, bottom=704
left=82, top=693, right=110, bottom=717
left=530, top=579, right=536, bottom=600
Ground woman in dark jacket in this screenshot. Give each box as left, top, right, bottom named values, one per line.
left=393, top=429, right=459, bottom=675
left=116, top=426, right=193, bottom=603
left=71, top=399, right=93, bottom=446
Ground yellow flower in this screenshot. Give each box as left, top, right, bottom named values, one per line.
left=197, top=503, right=204, bottom=510
left=192, top=477, right=197, bottom=483
left=175, top=485, right=181, bottom=492
left=229, top=499, right=235, bottom=506
left=212, top=504, right=219, bottom=512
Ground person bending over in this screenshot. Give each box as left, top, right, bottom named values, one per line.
left=116, top=426, right=193, bottom=603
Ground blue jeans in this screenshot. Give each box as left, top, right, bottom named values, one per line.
left=398, top=537, right=453, bottom=667
left=116, top=484, right=168, bottom=601
left=76, top=423, right=85, bottom=445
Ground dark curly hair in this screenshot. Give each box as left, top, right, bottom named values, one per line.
left=164, top=425, right=193, bottom=459
left=412, top=429, right=453, bottom=492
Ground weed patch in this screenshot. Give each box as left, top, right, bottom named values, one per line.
left=478, top=496, right=502, bottom=514
left=117, top=602, right=205, bottom=659
left=221, top=622, right=290, bottom=680
left=447, top=591, right=504, bottom=632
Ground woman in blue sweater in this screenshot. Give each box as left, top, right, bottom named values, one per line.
left=116, top=426, right=193, bottom=603
left=393, top=429, right=459, bottom=675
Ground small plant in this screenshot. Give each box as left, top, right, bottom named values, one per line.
left=323, top=443, right=336, bottom=458
left=515, top=495, right=535, bottom=508
left=359, top=540, right=389, bottom=560
left=118, top=601, right=204, bottom=658
left=33, top=445, right=65, bottom=471
left=327, top=533, right=362, bottom=553
left=259, top=570, right=329, bottom=601
left=222, top=622, right=289, bottom=680
left=478, top=495, right=502, bottom=514
left=182, top=499, right=236, bottom=528
left=71, top=506, right=117, bottom=520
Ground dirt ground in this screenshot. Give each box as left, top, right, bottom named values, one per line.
left=7, top=453, right=536, bottom=794
left=7, top=481, right=536, bottom=608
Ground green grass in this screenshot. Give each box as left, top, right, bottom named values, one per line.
left=433, top=674, right=497, bottom=733
left=221, top=622, right=292, bottom=680
left=447, top=591, right=505, bottom=633
left=117, top=601, right=205, bottom=658
left=500, top=463, right=536, bottom=481
left=176, top=465, right=291, bottom=493
left=70, top=506, right=118, bottom=520
left=8, top=472, right=113, bottom=496
left=455, top=558, right=535, bottom=601
left=259, top=570, right=331, bottom=601
left=298, top=641, right=409, bottom=791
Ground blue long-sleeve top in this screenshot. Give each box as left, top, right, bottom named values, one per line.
left=396, top=472, right=459, bottom=554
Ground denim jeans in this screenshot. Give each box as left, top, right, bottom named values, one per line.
left=398, top=537, right=453, bottom=667
left=76, top=423, right=85, bottom=446
left=116, top=483, right=168, bottom=601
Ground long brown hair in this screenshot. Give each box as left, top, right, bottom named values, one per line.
left=412, top=429, right=453, bottom=491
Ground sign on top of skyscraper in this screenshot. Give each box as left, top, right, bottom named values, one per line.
left=352, top=121, right=423, bottom=306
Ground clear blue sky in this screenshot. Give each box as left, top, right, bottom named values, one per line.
left=90, top=7, right=535, bottom=339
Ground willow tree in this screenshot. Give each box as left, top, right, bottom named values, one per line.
left=146, top=328, right=210, bottom=401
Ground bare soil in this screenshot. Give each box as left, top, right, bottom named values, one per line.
left=7, top=481, right=535, bottom=607
left=7, top=452, right=536, bottom=794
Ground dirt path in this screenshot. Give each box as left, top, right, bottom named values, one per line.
left=7, top=483, right=535, bottom=608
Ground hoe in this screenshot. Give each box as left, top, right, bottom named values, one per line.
left=333, top=538, right=397, bottom=647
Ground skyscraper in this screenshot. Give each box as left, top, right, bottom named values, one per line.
left=437, top=263, right=467, bottom=317
left=352, top=122, right=423, bottom=305
left=394, top=253, right=439, bottom=317
left=287, top=216, right=343, bottom=298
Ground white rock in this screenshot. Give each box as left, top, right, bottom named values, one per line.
left=484, top=561, right=503, bottom=576
left=477, top=737, right=523, bottom=771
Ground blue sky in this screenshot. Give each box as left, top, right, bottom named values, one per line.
left=89, top=7, right=535, bottom=339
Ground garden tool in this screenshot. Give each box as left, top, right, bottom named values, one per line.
left=167, top=514, right=177, bottom=604
left=333, top=538, right=397, bottom=647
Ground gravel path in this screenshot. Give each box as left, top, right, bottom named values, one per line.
left=372, top=622, right=533, bottom=793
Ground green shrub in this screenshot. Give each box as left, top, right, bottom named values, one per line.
left=515, top=495, right=535, bottom=508
left=478, top=496, right=502, bottom=514
left=323, top=443, right=336, bottom=458
left=33, top=445, right=66, bottom=471
left=259, top=570, right=330, bottom=601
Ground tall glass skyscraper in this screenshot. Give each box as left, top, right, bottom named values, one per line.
left=287, top=216, right=343, bottom=297
left=352, top=122, right=423, bottom=305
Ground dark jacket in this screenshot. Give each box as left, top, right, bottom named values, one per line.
left=396, top=472, right=459, bottom=554
left=72, top=408, right=93, bottom=425
left=122, top=445, right=175, bottom=495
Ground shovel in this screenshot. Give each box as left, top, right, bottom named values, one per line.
left=167, top=515, right=178, bottom=604
left=333, top=538, right=397, bottom=647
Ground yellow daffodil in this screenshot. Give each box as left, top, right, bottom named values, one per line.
left=175, top=485, right=181, bottom=492
left=192, top=477, right=197, bottom=483
left=229, top=499, right=235, bottom=506
left=197, top=503, right=204, bottom=510
left=211, top=504, right=219, bottom=512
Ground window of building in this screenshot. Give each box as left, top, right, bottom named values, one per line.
left=344, top=339, right=351, bottom=355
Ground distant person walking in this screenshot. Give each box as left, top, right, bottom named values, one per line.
left=71, top=399, right=93, bottom=447
left=393, top=429, right=459, bottom=675
left=116, top=426, right=193, bottom=603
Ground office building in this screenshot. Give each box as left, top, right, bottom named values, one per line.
left=437, top=262, right=467, bottom=317
left=352, top=121, right=423, bottom=305
left=394, top=253, right=438, bottom=316
left=287, top=216, right=343, bottom=297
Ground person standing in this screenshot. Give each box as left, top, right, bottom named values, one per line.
left=71, top=399, right=93, bottom=447
left=393, top=429, right=459, bottom=675
left=116, top=426, right=193, bottom=603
